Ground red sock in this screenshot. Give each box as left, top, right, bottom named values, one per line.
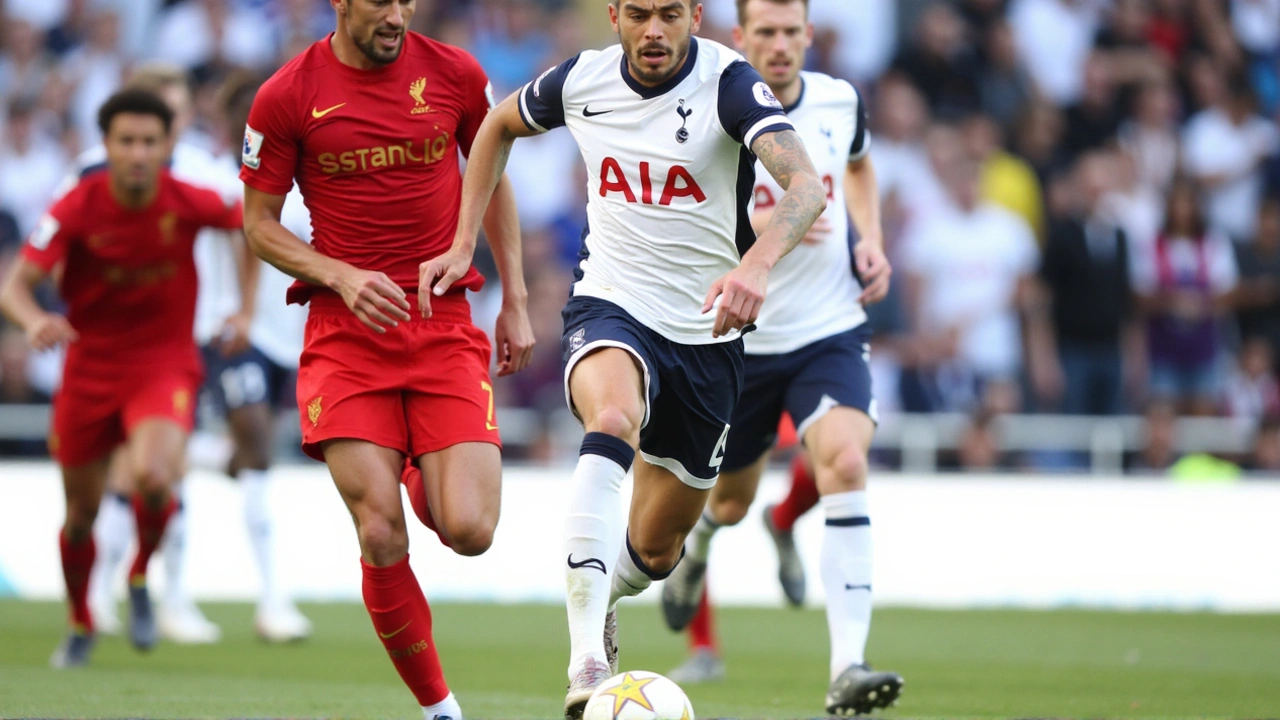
left=400, top=460, right=452, bottom=549
left=59, top=531, right=96, bottom=632
left=688, top=583, right=718, bottom=652
left=128, top=495, right=176, bottom=584
left=771, top=454, right=820, bottom=532
left=362, top=555, right=449, bottom=706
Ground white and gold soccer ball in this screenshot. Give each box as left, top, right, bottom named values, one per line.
left=583, top=671, right=695, bottom=720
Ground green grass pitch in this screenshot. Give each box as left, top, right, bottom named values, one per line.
left=1, top=599, right=1278, bottom=719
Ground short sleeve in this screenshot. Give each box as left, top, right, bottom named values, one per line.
left=717, top=60, right=794, bottom=148
left=21, top=197, right=78, bottom=273
left=239, top=74, right=300, bottom=196
left=187, top=186, right=245, bottom=231
left=849, top=86, right=871, bottom=162
left=518, top=54, right=581, bottom=133
left=456, top=52, right=497, bottom=158
left=1206, top=232, right=1240, bottom=294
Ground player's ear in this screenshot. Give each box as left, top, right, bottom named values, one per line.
left=690, top=2, right=702, bottom=33
left=732, top=24, right=744, bottom=49
left=805, top=21, right=814, bottom=49
left=608, top=2, right=620, bottom=33
left=331, top=0, right=346, bottom=18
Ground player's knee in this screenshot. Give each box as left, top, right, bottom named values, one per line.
left=134, top=463, right=178, bottom=499
left=63, top=501, right=99, bottom=541
left=821, top=446, right=868, bottom=491
left=356, top=515, right=409, bottom=565
left=586, top=405, right=642, bottom=444
left=444, top=518, right=495, bottom=557
left=631, top=537, right=682, bottom=577
left=710, top=495, right=751, bottom=526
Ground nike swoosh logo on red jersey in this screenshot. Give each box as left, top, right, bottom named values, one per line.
left=312, top=103, right=347, bottom=119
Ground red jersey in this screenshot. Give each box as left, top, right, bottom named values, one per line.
left=22, top=172, right=243, bottom=372
left=240, top=33, right=494, bottom=305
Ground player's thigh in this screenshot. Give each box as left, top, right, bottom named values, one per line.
left=718, top=352, right=789, bottom=485
left=49, top=381, right=124, bottom=470
left=322, top=439, right=407, bottom=562
left=803, top=407, right=875, bottom=494
left=629, top=455, right=710, bottom=567
left=125, top=419, right=188, bottom=495
left=709, top=453, right=769, bottom=526
left=562, top=297, right=653, bottom=439
left=415, top=442, right=501, bottom=555
left=786, top=329, right=876, bottom=493
left=105, top=446, right=133, bottom=494
left=61, top=457, right=112, bottom=537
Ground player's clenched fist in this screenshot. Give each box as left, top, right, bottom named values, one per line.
left=26, top=313, right=78, bottom=351
left=494, top=301, right=535, bottom=377
left=703, top=259, right=770, bottom=339
left=418, top=246, right=474, bottom=319
left=335, top=267, right=411, bottom=333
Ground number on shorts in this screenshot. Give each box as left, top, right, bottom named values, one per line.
left=710, top=423, right=730, bottom=469
left=481, top=380, right=498, bottom=431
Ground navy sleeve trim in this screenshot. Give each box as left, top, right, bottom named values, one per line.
left=518, top=53, right=581, bottom=133
left=718, top=60, right=793, bottom=146
left=849, top=86, right=871, bottom=161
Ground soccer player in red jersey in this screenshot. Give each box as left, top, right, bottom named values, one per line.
left=0, top=89, right=246, bottom=668
left=239, top=2, right=531, bottom=717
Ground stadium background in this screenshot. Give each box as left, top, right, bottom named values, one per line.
left=1, top=0, right=1279, bottom=718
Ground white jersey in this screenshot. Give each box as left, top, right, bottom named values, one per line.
left=519, top=38, right=794, bottom=345
left=747, top=72, right=870, bottom=354
left=58, top=141, right=242, bottom=346
left=217, top=155, right=313, bottom=370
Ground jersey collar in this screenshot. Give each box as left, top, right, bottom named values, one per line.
left=620, top=37, right=699, bottom=99
left=782, top=75, right=806, bottom=114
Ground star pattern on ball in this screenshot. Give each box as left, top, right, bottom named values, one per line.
left=601, top=672, right=657, bottom=716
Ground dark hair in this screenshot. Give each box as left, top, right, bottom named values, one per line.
left=1160, top=177, right=1207, bottom=239
left=737, top=0, right=808, bottom=25
left=97, top=88, right=174, bottom=136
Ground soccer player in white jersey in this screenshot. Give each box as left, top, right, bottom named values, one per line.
left=75, top=65, right=310, bottom=645
left=434, top=1, right=826, bottom=716
left=657, top=0, right=904, bottom=715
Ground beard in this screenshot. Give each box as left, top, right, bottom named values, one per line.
left=625, top=37, right=691, bottom=85
left=355, top=30, right=405, bottom=65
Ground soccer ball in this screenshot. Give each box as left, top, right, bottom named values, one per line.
left=583, top=671, right=695, bottom=720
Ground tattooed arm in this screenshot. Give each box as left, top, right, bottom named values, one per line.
left=703, top=129, right=826, bottom=337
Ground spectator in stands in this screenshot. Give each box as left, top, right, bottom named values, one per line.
left=470, top=0, right=554, bottom=96
left=1013, top=100, right=1068, bottom=188
left=892, top=2, right=982, bottom=119
left=1234, top=199, right=1280, bottom=363
left=1037, top=150, right=1134, bottom=415
left=1118, top=79, right=1182, bottom=195
left=1131, top=179, right=1239, bottom=415
left=0, top=326, right=49, bottom=457
left=1062, top=53, right=1123, bottom=157
left=62, top=7, right=126, bottom=152
left=964, top=113, right=1045, bottom=240
left=0, top=19, right=55, bottom=103
left=1224, top=335, right=1280, bottom=421
left=1093, top=0, right=1168, bottom=88
left=902, top=141, right=1043, bottom=412
left=871, top=76, right=939, bottom=229
left=153, top=0, right=276, bottom=74
left=1010, top=0, right=1103, bottom=105
left=976, top=18, right=1034, bottom=132
left=1129, top=399, right=1180, bottom=472
left=1182, top=72, right=1280, bottom=242
left=1245, top=413, right=1280, bottom=471
left=0, top=99, right=68, bottom=240
left=808, top=0, right=897, bottom=85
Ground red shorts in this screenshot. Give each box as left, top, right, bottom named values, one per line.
left=296, top=291, right=500, bottom=462
left=50, top=364, right=201, bottom=467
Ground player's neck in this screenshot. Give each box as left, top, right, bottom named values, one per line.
left=109, top=178, right=158, bottom=210
left=330, top=31, right=385, bottom=71
left=771, top=77, right=802, bottom=110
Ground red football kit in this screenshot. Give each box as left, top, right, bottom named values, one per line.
left=241, top=32, right=500, bottom=462
left=22, top=171, right=244, bottom=466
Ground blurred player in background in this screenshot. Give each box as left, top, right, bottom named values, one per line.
left=657, top=0, right=905, bottom=714
left=240, top=1, right=531, bottom=718
left=76, top=64, right=310, bottom=646
left=449, top=0, right=826, bottom=715
left=0, top=89, right=247, bottom=667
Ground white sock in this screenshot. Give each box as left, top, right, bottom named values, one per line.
left=607, top=537, right=656, bottom=610
left=161, top=492, right=190, bottom=608
left=683, top=508, right=721, bottom=563
left=421, top=691, right=462, bottom=720
left=821, top=490, right=873, bottom=681
left=239, top=468, right=276, bottom=605
left=564, top=433, right=632, bottom=678
left=89, top=493, right=135, bottom=609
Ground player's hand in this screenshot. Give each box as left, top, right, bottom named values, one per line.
left=854, top=240, right=892, bottom=305
left=703, top=258, right=769, bottom=338
left=801, top=215, right=833, bottom=246
left=336, top=267, right=411, bottom=333
left=494, top=300, right=535, bottom=376
left=26, top=314, right=77, bottom=351
left=419, top=246, right=475, bottom=319
left=216, top=311, right=253, bottom=358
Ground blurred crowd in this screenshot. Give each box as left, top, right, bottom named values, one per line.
left=1, top=0, right=1279, bottom=473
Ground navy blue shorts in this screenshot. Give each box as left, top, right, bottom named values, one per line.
left=200, top=344, right=295, bottom=413
left=721, top=326, right=876, bottom=472
left=561, top=296, right=744, bottom=489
